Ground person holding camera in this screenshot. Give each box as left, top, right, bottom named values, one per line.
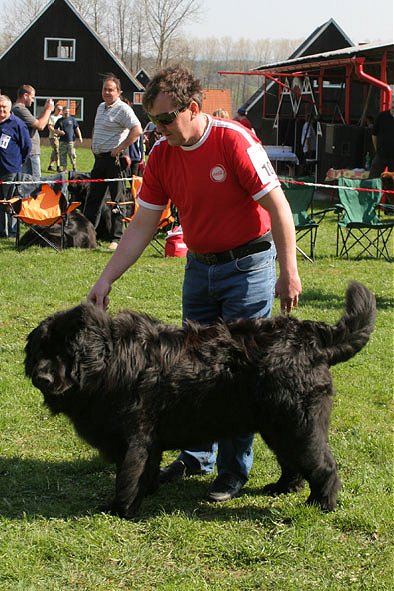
left=12, top=84, right=54, bottom=178
left=84, top=75, right=142, bottom=251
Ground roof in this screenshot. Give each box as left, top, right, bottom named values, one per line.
left=0, top=0, right=144, bottom=90
left=235, top=18, right=355, bottom=114
left=251, top=42, right=394, bottom=83
left=287, top=18, right=353, bottom=59
left=202, top=89, right=232, bottom=116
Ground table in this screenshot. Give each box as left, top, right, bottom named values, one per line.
left=264, top=145, right=299, bottom=176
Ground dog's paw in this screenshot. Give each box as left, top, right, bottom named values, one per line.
left=306, top=494, right=337, bottom=512
left=263, top=478, right=305, bottom=496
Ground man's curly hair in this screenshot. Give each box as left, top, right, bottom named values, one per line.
left=142, top=65, right=203, bottom=112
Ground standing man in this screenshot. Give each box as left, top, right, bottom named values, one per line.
left=12, top=84, right=54, bottom=178
left=0, top=94, right=31, bottom=237
left=84, top=74, right=142, bottom=251
left=87, top=66, right=302, bottom=503
left=369, top=96, right=394, bottom=178
left=47, top=103, right=63, bottom=171
left=55, top=107, right=83, bottom=172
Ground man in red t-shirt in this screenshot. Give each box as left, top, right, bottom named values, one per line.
left=88, top=66, right=302, bottom=504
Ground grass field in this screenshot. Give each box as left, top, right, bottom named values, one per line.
left=0, top=148, right=393, bottom=590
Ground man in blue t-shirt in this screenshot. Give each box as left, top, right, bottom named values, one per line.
left=0, top=94, right=31, bottom=237
left=54, top=107, right=82, bottom=172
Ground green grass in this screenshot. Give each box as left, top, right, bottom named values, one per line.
left=40, top=143, right=94, bottom=174
left=0, top=155, right=393, bottom=590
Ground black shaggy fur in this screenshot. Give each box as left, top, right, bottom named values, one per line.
left=19, top=211, right=97, bottom=249
left=68, top=173, right=117, bottom=242
left=25, top=282, right=376, bottom=518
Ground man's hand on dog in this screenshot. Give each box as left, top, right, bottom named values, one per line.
left=87, top=278, right=111, bottom=309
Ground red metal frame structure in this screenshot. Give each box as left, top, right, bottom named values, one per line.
left=219, top=43, right=393, bottom=125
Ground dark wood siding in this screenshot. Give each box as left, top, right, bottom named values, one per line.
left=0, top=0, right=143, bottom=136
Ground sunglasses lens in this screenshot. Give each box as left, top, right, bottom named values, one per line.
left=149, top=112, right=176, bottom=125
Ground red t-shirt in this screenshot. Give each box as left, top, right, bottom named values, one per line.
left=138, top=116, right=280, bottom=253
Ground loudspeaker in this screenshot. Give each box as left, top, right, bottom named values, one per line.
left=319, top=124, right=366, bottom=179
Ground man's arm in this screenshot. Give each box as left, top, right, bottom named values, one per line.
left=110, top=123, right=143, bottom=158
left=87, top=205, right=162, bottom=308
left=31, top=99, right=54, bottom=131
left=257, top=185, right=302, bottom=313
left=371, top=134, right=377, bottom=152
left=75, top=124, right=83, bottom=143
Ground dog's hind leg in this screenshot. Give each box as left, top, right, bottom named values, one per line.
left=304, top=444, right=341, bottom=511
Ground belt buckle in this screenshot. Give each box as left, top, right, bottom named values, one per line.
left=205, top=253, right=218, bottom=265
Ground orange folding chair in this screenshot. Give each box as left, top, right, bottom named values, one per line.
left=106, top=175, right=143, bottom=223
left=3, top=177, right=80, bottom=252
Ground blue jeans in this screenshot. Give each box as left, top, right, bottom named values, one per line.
left=177, top=242, right=277, bottom=482
left=0, top=173, right=17, bottom=237
left=22, top=154, right=41, bottom=179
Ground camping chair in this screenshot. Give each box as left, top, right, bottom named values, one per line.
left=150, top=201, right=177, bottom=255
left=111, top=176, right=177, bottom=256
left=106, top=175, right=143, bottom=224
left=281, top=176, right=332, bottom=262
left=336, top=177, right=393, bottom=262
left=121, top=199, right=176, bottom=256
left=1, top=173, right=80, bottom=252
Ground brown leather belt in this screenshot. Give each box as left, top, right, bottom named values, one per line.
left=189, top=234, right=272, bottom=265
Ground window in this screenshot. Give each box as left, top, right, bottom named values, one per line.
left=133, top=92, right=144, bottom=105
left=35, top=97, right=84, bottom=122
left=44, top=38, right=76, bottom=61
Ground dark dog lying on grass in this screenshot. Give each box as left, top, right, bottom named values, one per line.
left=25, top=282, right=375, bottom=518
left=19, top=211, right=97, bottom=249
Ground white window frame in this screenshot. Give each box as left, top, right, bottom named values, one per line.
left=44, top=38, right=76, bottom=62
left=34, top=97, right=84, bottom=122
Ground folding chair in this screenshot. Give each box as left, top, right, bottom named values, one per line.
left=112, top=176, right=177, bottom=256
left=2, top=173, right=80, bottom=252
left=336, top=177, right=393, bottom=262
left=107, top=175, right=143, bottom=224
left=150, top=201, right=177, bottom=256
left=281, top=176, right=332, bottom=262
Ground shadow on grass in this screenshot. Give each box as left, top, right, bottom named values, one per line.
left=299, top=287, right=392, bottom=311
left=0, top=456, right=302, bottom=523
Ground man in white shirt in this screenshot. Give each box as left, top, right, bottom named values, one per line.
left=84, top=75, right=142, bottom=250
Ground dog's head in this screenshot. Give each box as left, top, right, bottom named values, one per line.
left=25, top=303, right=110, bottom=412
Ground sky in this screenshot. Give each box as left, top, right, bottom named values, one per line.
left=183, top=0, right=394, bottom=45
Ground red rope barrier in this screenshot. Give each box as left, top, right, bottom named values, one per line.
left=0, top=176, right=393, bottom=195
left=278, top=177, right=394, bottom=194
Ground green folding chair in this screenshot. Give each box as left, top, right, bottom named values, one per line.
left=336, top=177, right=393, bottom=262
left=281, top=176, right=332, bottom=262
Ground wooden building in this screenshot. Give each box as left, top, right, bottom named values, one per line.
left=0, top=0, right=145, bottom=137
left=222, top=20, right=394, bottom=180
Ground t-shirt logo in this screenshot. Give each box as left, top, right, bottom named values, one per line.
left=210, top=165, right=227, bottom=182
left=0, top=133, right=11, bottom=150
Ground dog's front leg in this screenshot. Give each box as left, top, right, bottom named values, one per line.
left=109, top=442, right=150, bottom=518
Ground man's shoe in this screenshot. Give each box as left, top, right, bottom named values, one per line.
left=206, top=473, right=244, bottom=502
left=160, top=459, right=203, bottom=484
left=48, top=165, right=55, bottom=171
left=108, top=241, right=118, bottom=251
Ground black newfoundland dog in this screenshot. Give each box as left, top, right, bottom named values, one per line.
left=25, top=282, right=375, bottom=518
left=19, top=211, right=97, bottom=249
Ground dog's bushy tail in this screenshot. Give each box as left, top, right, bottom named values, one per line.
left=310, top=282, right=376, bottom=366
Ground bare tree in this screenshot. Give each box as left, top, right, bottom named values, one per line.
left=1, top=0, right=44, bottom=41
left=142, top=0, right=202, bottom=68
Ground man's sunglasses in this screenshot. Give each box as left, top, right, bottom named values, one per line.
left=147, top=104, right=189, bottom=126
